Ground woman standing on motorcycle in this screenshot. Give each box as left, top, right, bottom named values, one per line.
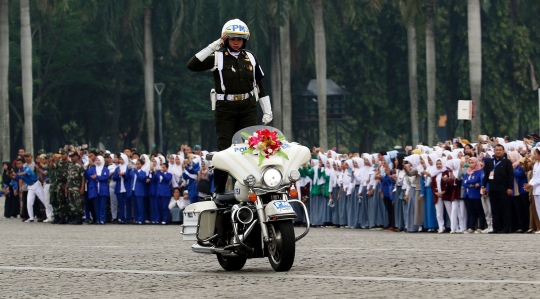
left=187, top=19, right=272, bottom=195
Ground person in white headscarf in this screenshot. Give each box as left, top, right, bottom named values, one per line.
left=107, top=154, right=119, bottom=223
left=314, top=153, right=331, bottom=227
left=94, top=156, right=110, bottom=224
left=431, top=158, right=452, bottom=233
left=448, top=158, right=467, bottom=233
left=331, top=159, right=345, bottom=227
left=326, top=158, right=339, bottom=227
left=168, top=155, right=183, bottom=184
left=342, top=158, right=357, bottom=229
left=148, top=157, right=161, bottom=224
left=366, top=154, right=385, bottom=230
left=403, top=154, right=422, bottom=232
left=113, top=154, right=130, bottom=224
left=419, top=154, right=438, bottom=231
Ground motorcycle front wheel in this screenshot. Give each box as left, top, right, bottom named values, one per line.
left=267, top=221, right=295, bottom=272
left=216, top=254, right=247, bottom=271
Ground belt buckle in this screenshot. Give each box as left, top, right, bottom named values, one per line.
left=233, top=94, right=243, bottom=101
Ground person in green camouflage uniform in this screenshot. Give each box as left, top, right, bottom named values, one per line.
left=67, top=152, right=85, bottom=224
left=53, top=150, right=71, bottom=224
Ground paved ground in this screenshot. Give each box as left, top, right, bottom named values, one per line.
left=2, top=201, right=540, bottom=298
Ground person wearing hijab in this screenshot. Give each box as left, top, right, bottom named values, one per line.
left=141, top=154, right=152, bottom=223
left=462, top=157, right=485, bottom=233
left=148, top=157, right=161, bottom=224
left=431, top=158, right=452, bottom=233
left=356, top=156, right=370, bottom=229
left=367, top=155, right=387, bottom=229
left=335, top=159, right=349, bottom=227
left=313, top=153, right=331, bottom=227
left=85, top=156, right=99, bottom=224
left=107, top=154, right=119, bottom=223
left=380, top=155, right=395, bottom=230
left=343, top=158, right=358, bottom=229
left=392, top=153, right=407, bottom=232
left=330, top=159, right=344, bottom=227
left=113, top=154, right=131, bottom=224
left=403, top=154, right=422, bottom=232
left=3, top=162, right=19, bottom=218
left=419, top=154, right=438, bottom=232
left=95, top=156, right=110, bottom=224
left=325, top=158, right=337, bottom=227
left=182, top=154, right=201, bottom=204
left=508, top=151, right=529, bottom=233
left=447, top=159, right=466, bottom=233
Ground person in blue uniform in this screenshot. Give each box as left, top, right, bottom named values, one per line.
left=95, top=156, right=110, bottom=224
left=157, top=163, right=173, bottom=224
left=130, top=159, right=147, bottom=224
left=14, top=159, right=45, bottom=223
left=113, top=154, right=131, bottom=224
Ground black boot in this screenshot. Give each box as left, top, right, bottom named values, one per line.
left=73, top=215, right=83, bottom=225
left=58, top=216, right=68, bottom=224
left=52, top=215, right=61, bottom=224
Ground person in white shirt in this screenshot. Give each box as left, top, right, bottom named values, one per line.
left=169, top=188, right=190, bottom=223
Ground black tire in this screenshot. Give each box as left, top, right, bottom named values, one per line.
left=216, top=254, right=247, bottom=271
left=267, top=221, right=295, bottom=272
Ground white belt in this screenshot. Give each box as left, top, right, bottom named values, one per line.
left=216, top=92, right=252, bottom=101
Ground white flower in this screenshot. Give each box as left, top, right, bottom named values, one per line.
left=268, top=149, right=273, bottom=153
left=245, top=140, right=249, bottom=144
left=253, top=133, right=258, bottom=137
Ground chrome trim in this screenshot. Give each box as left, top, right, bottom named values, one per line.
left=288, top=169, right=301, bottom=183
left=288, top=198, right=310, bottom=242
left=255, top=197, right=270, bottom=242
left=243, top=174, right=256, bottom=187
left=252, top=185, right=288, bottom=195
left=267, top=213, right=298, bottom=221
left=191, top=243, right=238, bottom=257
left=261, top=167, right=283, bottom=189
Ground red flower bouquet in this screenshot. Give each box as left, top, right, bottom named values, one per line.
left=241, top=129, right=289, bottom=165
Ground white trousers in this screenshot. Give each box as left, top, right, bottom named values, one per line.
left=27, top=182, right=51, bottom=220
left=451, top=200, right=467, bottom=232
left=481, top=196, right=493, bottom=230
left=435, top=199, right=452, bottom=231
left=42, top=183, right=54, bottom=218
left=109, top=185, right=118, bottom=219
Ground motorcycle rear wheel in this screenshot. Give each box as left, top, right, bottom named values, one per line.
left=267, top=221, right=295, bottom=272
left=216, top=254, right=247, bottom=271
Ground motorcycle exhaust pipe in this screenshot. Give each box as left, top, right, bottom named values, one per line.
left=232, top=205, right=254, bottom=224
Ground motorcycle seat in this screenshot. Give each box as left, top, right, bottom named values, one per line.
left=214, top=192, right=237, bottom=206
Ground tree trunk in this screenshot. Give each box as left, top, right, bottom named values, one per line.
left=21, top=0, right=33, bottom=155
left=143, top=6, right=156, bottom=154
left=310, top=0, right=328, bottom=150
left=0, top=0, right=9, bottom=161
left=425, top=0, right=436, bottom=146
left=270, top=28, right=282, bottom=130
left=407, top=21, right=419, bottom=147
left=280, top=0, right=293, bottom=140
left=468, top=0, right=482, bottom=137
left=112, top=61, right=123, bottom=151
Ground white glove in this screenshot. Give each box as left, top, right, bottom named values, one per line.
left=259, top=96, right=273, bottom=125
left=195, top=38, right=223, bottom=61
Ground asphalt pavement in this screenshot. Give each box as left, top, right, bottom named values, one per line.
left=1, top=199, right=540, bottom=298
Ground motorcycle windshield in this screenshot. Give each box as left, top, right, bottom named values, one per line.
left=231, top=125, right=285, bottom=145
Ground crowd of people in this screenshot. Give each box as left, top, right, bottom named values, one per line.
left=2, top=145, right=214, bottom=225
left=292, top=134, right=540, bottom=234
left=4, top=133, right=540, bottom=235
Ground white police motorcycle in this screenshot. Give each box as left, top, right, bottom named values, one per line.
left=181, top=126, right=311, bottom=272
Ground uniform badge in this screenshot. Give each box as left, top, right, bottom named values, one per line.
left=225, top=52, right=229, bottom=56
left=248, top=65, right=253, bottom=71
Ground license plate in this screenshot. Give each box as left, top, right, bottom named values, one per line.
left=273, top=201, right=292, bottom=210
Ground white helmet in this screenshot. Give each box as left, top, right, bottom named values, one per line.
left=221, top=19, right=250, bottom=40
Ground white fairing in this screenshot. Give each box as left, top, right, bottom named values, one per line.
left=182, top=201, right=218, bottom=241
left=234, top=181, right=250, bottom=202
left=212, top=141, right=311, bottom=187
left=265, top=200, right=297, bottom=221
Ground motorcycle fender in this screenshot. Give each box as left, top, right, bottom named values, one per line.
left=264, top=200, right=297, bottom=222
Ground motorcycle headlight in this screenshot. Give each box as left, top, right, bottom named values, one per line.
left=244, top=174, right=256, bottom=187
left=289, top=169, right=301, bottom=183
left=262, top=167, right=282, bottom=188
